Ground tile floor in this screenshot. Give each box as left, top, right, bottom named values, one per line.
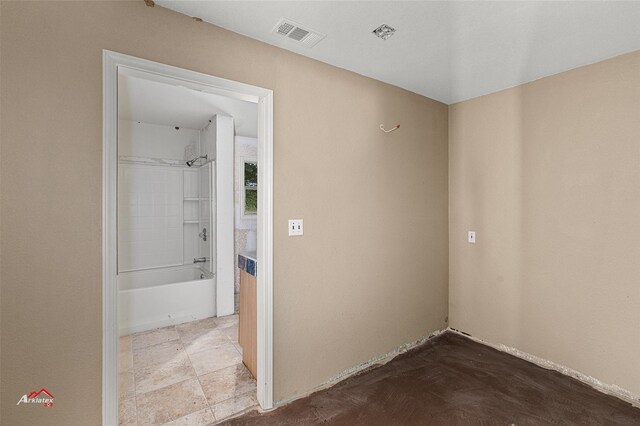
left=119, top=315, right=257, bottom=425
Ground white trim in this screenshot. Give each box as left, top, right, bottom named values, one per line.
left=256, top=91, right=274, bottom=409
left=102, top=51, right=118, bottom=426
left=102, top=51, right=275, bottom=425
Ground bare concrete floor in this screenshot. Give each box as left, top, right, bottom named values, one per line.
left=224, top=332, right=640, bottom=425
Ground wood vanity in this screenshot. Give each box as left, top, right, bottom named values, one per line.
left=237, top=252, right=257, bottom=378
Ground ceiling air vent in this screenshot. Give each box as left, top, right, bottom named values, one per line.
left=272, top=19, right=326, bottom=48
left=372, top=24, right=396, bottom=40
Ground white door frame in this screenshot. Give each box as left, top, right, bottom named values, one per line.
left=102, top=50, right=274, bottom=425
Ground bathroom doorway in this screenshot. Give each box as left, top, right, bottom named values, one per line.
left=103, top=51, right=273, bottom=425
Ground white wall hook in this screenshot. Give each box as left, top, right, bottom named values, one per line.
left=380, top=124, right=400, bottom=133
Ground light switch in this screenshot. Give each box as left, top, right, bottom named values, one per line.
left=289, top=219, right=303, bottom=236
left=468, top=231, right=476, bottom=244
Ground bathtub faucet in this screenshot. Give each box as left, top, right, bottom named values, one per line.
left=193, top=257, right=209, bottom=264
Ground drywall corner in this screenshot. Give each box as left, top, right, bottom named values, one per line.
left=447, top=328, right=640, bottom=408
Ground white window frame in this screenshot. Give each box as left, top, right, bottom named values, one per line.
left=241, top=157, right=258, bottom=219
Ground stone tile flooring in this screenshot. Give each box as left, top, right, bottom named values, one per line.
left=119, top=315, right=257, bottom=425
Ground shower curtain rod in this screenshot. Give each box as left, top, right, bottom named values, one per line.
left=118, top=155, right=190, bottom=167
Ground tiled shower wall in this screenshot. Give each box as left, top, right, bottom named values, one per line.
left=118, top=120, right=203, bottom=273
left=118, top=164, right=183, bottom=272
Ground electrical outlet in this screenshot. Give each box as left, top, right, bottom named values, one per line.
left=468, top=231, right=476, bottom=244
left=288, top=219, right=303, bottom=236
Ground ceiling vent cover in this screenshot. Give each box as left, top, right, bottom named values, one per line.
left=372, top=24, right=396, bottom=40
left=272, top=18, right=326, bottom=48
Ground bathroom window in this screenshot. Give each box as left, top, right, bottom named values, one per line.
left=242, top=161, right=257, bottom=217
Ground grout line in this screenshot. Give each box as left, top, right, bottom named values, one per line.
left=128, top=317, right=247, bottom=424
left=184, top=320, right=220, bottom=422
left=178, top=321, right=238, bottom=357
left=193, top=369, right=216, bottom=423
left=121, top=333, right=138, bottom=426
left=132, top=338, right=137, bottom=426
left=131, top=331, right=141, bottom=426
left=214, top=388, right=259, bottom=406
left=143, top=334, right=210, bottom=424
left=131, top=327, right=201, bottom=424
left=133, top=396, right=138, bottom=426
left=131, top=326, right=180, bottom=352
left=209, top=387, right=259, bottom=424
left=212, top=390, right=261, bottom=424
left=180, top=329, right=215, bottom=421
left=191, top=317, right=251, bottom=423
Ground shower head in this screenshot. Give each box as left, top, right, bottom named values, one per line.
left=186, top=155, right=207, bottom=167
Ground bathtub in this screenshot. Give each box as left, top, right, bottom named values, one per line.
left=118, top=265, right=216, bottom=335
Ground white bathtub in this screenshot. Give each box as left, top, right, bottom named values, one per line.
left=118, top=265, right=216, bottom=335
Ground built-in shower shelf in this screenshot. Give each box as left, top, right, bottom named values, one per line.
left=184, top=198, right=199, bottom=201
left=183, top=220, right=199, bottom=224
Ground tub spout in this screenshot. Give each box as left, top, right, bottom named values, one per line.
left=193, top=257, right=208, bottom=263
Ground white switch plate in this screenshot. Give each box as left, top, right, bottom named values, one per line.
left=468, top=231, right=476, bottom=244
left=289, top=219, right=303, bottom=236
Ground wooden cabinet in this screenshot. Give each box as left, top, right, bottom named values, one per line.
left=238, top=269, right=257, bottom=378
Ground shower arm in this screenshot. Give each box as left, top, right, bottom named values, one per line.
left=186, top=154, right=208, bottom=167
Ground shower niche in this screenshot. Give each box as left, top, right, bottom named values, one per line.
left=183, top=168, right=201, bottom=264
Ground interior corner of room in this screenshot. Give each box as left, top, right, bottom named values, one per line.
left=1, top=1, right=639, bottom=425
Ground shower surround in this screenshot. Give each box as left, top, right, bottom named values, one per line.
left=116, top=112, right=236, bottom=334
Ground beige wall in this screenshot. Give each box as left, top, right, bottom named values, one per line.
left=0, top=2, right=449, bottom=424
left=449, top=50, right=640, bottom=395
